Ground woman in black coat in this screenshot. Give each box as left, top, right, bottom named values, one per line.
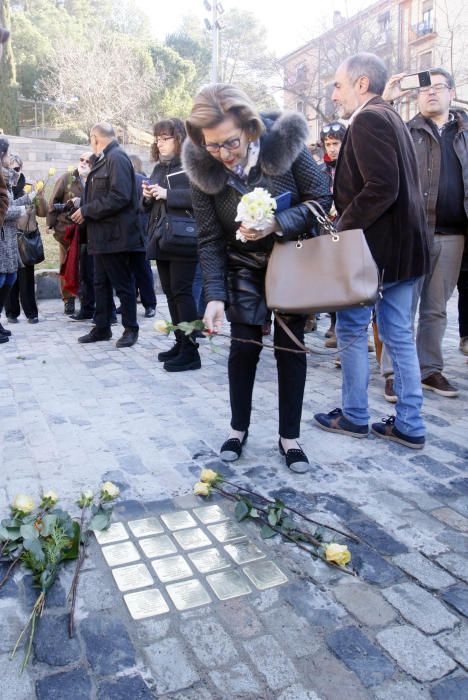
left=143, top=118, right=200, bottom=372
left=184, top=84, right=332, bottom=471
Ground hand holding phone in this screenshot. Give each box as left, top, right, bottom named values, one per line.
left=399, top=71, right=431, bottom=91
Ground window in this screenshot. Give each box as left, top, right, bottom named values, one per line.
left=296, top=100, right=306, bottom=115
left=377, top=11, right=391, bottom=44
left=422, top=0, right=433, bottom=32
left=296, top=63, right=307, bottom=83
left=419, top=51, right=432, bottom=70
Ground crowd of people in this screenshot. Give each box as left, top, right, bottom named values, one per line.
left=0, top=27, right=466, bottom=468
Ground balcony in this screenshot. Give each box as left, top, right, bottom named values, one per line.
left=409, top=21, right=436, bottom=44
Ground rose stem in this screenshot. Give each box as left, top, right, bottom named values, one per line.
left=68, top=505, right=87, bottom=638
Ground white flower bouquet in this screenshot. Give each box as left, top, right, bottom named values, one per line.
left=235, top=187, right=277, bottom=243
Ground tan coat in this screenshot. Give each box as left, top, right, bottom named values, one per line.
left=46, top=169, right=84, bottom=243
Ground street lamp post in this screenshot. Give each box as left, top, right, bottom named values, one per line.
left=204, top=1, right=223, bottom=83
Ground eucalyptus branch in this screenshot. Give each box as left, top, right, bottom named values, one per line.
left=68, top=505, right=88, bottom=639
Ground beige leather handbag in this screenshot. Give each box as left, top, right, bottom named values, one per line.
left=265, top=201, right=380, bottom=315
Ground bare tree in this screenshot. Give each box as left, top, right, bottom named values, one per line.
left=41, top=33, right=159, bottom=132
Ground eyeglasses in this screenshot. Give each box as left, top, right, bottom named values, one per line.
left=202, top=134, right=242, bottom=154
left=79, top=158, right=90, bottom=163
left=320, top=123, right=344, bottom=135
left=156, top=136, right=175, bottom=144
left=419, top=83, right=450, bottom=94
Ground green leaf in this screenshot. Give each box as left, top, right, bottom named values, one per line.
left=5, top=527, right=22, bottom=541
left=40, top=514, right=58, bottom=538
left=261, top=524, right=276, bottom=539
left=89, top=511, right=111, bottom=532
left=2, top=518, right=21, bottom=528
left=23, top=538, right=45, bottom=562
left=249, top=508, right=259, bottom=518
left=268, top=511, right=278, bottom=527
left=61, top=521, right=80, bottom=560
left=191, top=319, right=206, bottom=331
left=234, top=500, right=250, bottom=522
left=20, top=523, right=39, bottom=540
left=281, top=517, right=295, bottom=531
left=0, top=525, right=11, bottom=541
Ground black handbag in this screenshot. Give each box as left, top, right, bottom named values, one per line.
left=17, top=227, right=45, bottom=266
left=158, top=212, right=198, bottom=256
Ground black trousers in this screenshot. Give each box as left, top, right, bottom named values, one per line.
left=156, top=259, right=197, bottom=326
left=93, top=252, right=138, bottom=331
left=4, top=265, right=38, bottom=319
left=79, top=245, right=95, bottom=315
left=130, top=252, right=156, bottom=309
left=458, top=269, right=468, bottom=338
left=228, top=316, right=307, bottom=438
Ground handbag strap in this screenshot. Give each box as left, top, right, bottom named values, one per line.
left=302, top=200, right=339, bottom=240
left=274, top=312, right=372, bottom=356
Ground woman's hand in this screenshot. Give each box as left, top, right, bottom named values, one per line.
left=239, top=220, right=278, bottom=241
left=203, top=300, right=225, bottom=334
left=151, top=184, right=167, bottom=200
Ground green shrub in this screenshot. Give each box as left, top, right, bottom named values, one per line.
left=57, top=128, right=89, bottom=145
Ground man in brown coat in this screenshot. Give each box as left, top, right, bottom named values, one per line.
left=314, top=52, right=430, bottom=450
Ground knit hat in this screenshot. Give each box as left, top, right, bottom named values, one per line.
left=0, top=27, right=10, bottom=44
left=0, top=137, right=10, bottom=158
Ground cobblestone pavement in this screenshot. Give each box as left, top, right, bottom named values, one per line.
left=0, top=296, right=467, bottom=700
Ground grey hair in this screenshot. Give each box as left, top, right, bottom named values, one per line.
left=344, top=53, right=388, bottom=96
left=90, top=122, right=115, bottom=138
left=429, top=67, right=455, bottom=89
left=10, top=153, right=23, bottom=168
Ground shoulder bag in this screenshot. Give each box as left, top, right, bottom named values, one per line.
left=265, top=201, right=379, bottom=315
left=16, top=206, right=45, bottom=266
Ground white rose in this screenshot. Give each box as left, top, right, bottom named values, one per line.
left=42, top=490, right=58, bottom=505
left=154, top=319, right=169, bottom=333
left=101, top=481, right=120, bottom=500
left=12, top=494, right=35, bottom=514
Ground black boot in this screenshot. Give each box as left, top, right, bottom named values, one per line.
left=158, top=330, right=183, bottom=362
left=0, top=286, right=12, bottom=337
left=164, top=336, right=201, bottom=372
left=64, top=298, right=76, bottom=315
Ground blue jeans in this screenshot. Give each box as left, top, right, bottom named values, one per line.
left=0, top=272, right=17, bottom=287
left=336, top=278, right=425, bottom=437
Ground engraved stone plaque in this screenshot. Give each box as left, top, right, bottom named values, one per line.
left=193, top=505, right=228, bottom=525
left=208, top=521, right=246, bottom=543
left=101, top=541, right=140, bottom=567
left=243, top=560, right=288, bottom=590
left=166, top=579, right=211, bottom=611
left=189, top=548, right=231, bottom=574
left=161, top=511, right=197, bottom=531
left=225, top=541, right=266, bottom=565
left=152, top=555, right=193, bottom=583
left=124, top=588, right=169, bottom=620
left=128, top=517, right=163, bottom=538
left=94, top=522, right=129, bottom=545
left=207, top=570, right=252, bottom=600
left=139, top=534, right=177, bottom=559
left=112, top=563, right=153, bottom=592
left=173, top=527, right=212, bottom=551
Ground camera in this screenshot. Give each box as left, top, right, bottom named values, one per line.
left=52, top=200, right=75, bottom=213
left=400, top=71, right=431, bottom=91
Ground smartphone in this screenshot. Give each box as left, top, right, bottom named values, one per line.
left=400, top=71, right=431, bottom=91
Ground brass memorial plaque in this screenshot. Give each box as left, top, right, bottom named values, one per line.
left=101, top=541, right=140, bottom=567
left=189, top=548, right=231, bottom=574
left=94, top=522, right=129, bottom=545
left=224, top=541, right=266, bottom=565
left=124, top=588, right=169, bottom=620
left=243, top=560, right=288, bottom=590
left=138, top=534, right=177, bottom=559
left=161, top=511, right=197, bottom=531
left=166, top=579, right=212, bottom=611
left=151, top=555, right=193, bottom=583
left=112, top=563, right=153, bottom=592
left=206, top=570, right=252, bottom=600
left=173, top=527, right=212, bottom=551
left=128, top=517, right=163, bottom=538
left=208, top=521, right=246, bottom=543
left=193, top=505, right=228, bottom=525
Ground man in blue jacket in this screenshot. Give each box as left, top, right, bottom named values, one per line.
left=71, top=123, right=144, bottom=348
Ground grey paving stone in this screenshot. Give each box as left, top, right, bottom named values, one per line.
left=0, top=564, right=19, bottom=599
left=0, top=651, right=35, bottom=700
left=277, top=684, right=322, bottom=700
left=333, top=581, right=397, bottom=627
left=244, top=635, right=299, bottom=691
left=98, top=675, right=155, bottom=700
left=209, top=662, right=264, bottom=698
left=430, top=675, right=468, bottom=700
left=409, top=455, right=456, bottom=479
left=376, top=626, right=457, bottom=682
left=382, top=582, right=459, bottom=633
left=216, top=600, right=264, bottom=638
left=442, top=585, right=468, bottom=617
left=281, top=581, right=347, bottom=630
left=0, top=602, right=27, bottom=654
left=373, top=679, right=430, bottom=700
left=143, top=637, right=200, bottom=695
left=436, top=626, right=468, bottom=669
left=437, top=553, right=468, bottom=583
left=80, top=614, right=136, bottom=675
left=33, top=613, right=81, bottom=666
left=36, top=667, right=92, bottom=700
left=347, top=517, right=408, bottom=555
left=348, top=542, right=405, bottom=585
left=326, top=625, right=395, bottom=688
left=261, top=604, right=321, bottom=658
left=392, top=553, right=456, bottom=590
left=431, top=507, right=468, bottom=533
left=180, top=618, right=238, bottom=669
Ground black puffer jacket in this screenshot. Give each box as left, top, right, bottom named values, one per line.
left=182, top=112, right=332, bottom=325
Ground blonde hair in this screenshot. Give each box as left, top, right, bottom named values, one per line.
left=186, top=83, right=265, bottom=146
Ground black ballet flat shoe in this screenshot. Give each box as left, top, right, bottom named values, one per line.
left=278, top=438, right=310, bottom=474
left=220, top=430, right=248, bottom=462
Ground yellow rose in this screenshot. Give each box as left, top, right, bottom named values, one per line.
left=23, top=184, right=32, bottom=194
left=12, top=494, right=35, bottom=514
left=42, top=490, right=58, bottom=505
left=48, top=167, right=56, bottom=177
left=194, top=482, right=211, bottom=497
left=67, top=165, right=74, bottom=173
left=35, top=180, right=44, bottom=192
left=100, top=481, right=120, bottom=500
left=200, top=469, right=219, bottom=484
left=154, top=319, right=168, bottom=334
left=325, top=543, right=351, bottom=567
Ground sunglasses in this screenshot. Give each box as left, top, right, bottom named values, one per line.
left=320, top=123, right=344, bottom=135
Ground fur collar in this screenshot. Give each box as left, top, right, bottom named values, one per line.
left=182, top=111, right=309, bottom=195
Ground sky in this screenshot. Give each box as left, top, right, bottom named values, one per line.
left=134, top=0, right=375, bottom=56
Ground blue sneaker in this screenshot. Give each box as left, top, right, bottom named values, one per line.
left=313, top=408, right=369, bottom=438
left=371, top=416, right=425, bottom=450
